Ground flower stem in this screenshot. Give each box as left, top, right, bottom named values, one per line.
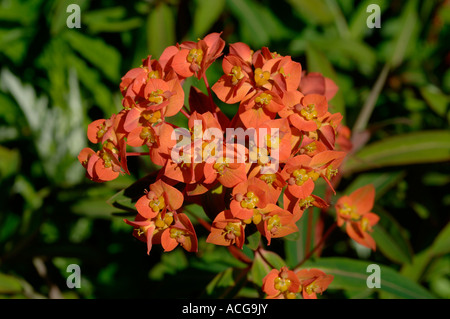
left=180, top=108, right=191, bottom=119
left=305, top=207, right=314, bottom=257
left=294, top=222, right=337, bottom=270
left=202, top=73, right=219, bottom=121
left=126, top=152, right=149, bottom=157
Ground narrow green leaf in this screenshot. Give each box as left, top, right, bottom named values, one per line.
left=0, top=145, right=20, bottom=179
left=147, top=4, right=175, bottom=58
left=420, top=85, right=449, bottom=118
left=344, top=131, right=450, bottom=173
left=245, top=230, right=261, bottom=251
left=205, top=267, right=248, bottom=298
left=430, top=222, right=450, bottom=256
left=287, top=0, right=334, bottom=25
left=259, top=249, right=286, bottom=269
left=193, top=0, right=225, bottom=37
left=226, top=0, right=269, bottom=48
left=344, top=171, right=406, bottom=199
left=0, top=273, right=23, bottom=294
left=388, top=0, right=419, bottom=68
left=303, top=257, right=435, bottom=298
left=63, top=31, right=121, bottom=82
left=250, top=252, right=271, bottom=285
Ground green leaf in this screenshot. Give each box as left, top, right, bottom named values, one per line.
left=344, top=131, right=450, bottom=173
left=287, top=0, right=334, bottom=25
left=0, top=145, right=20, bottom=180
left=83, top=7, right=143, bottom=33
left=387, top=0, right=419, bottom=68
left=344, top=171, right=406, bottom=200
left=302, top=257, right=435, bottom=298
left=430, top=222, right=450, bottom=257
left=226, top=0, right=269, bottom=48
left=245, top=230, right=261, bottom=251
left=371, top=209, right=413, bottom=264
left=420, top=85, right=449, bottom=118
left=63, top=30, right=121, bottom=82
left=250, top=252, right=271, bottom=286
left=149, top=249, right=189, bottom=280
left=147, top=4, right=176, bottom=58
left=204, top=267, right=249, bottom=298
left=0, top=273, right=23, bottom=294
left=193, top=0, right=225, bottom=37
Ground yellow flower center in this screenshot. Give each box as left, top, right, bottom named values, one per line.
left=240, top=191, right=260, bottom=209
left=224, top=222, right=241, bottom=240
left=260, top=173, right=277, bottom=185
left=255, top=92, right=272, bottom=106
left=142, top=110, right=162, bottom=124
left=326, top=165, right=339, bottom=180
left=254, top=68, right=270, bottom=86
left=230, top=66, right=244, bottom=85
left=213, top=161, right=229, bottom=176
left=148, top=89, right=164, bottom=105
left=155, top=212, right=173, bottom=229
left=274, top=276, right=291, bottom=293
left=187, top=48, right=204, bottom=64
left=339, top=203, right=359, bottom=220
left=139, top=127, right=156, bottom=144
left=267, top=215, right=281, bottom=235
left=298, top=195, right=316, bottom=209
left=361, top=216, right=371, bottom=232
left=300, top=104, right=318, bottom=120
left=100, top=149, right=115, bottom=168
left=149, top=195, right=166, bottom=212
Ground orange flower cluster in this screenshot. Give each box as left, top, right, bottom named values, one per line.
left=262, top=266, right=333, bottom=299
left=78, top=33, right=378, bottom=298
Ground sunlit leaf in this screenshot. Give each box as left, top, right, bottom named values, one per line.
left=205, top=267, right=248, bottom=298
left=302, top=257, right=435, bottom=298
left=193, top=0, right=225, bottom=37
left=0, top=273, right=23, bottom=294
left=344, top=131, right=450, bottom=173
left=147, top=4, right=176, bottom=58
left=63, top=30, right=121, bottom=82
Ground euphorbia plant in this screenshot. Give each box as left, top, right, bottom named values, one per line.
left=78, top=32, right=379, bottom=299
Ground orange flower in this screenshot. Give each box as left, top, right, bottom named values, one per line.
left=335, top=184, right=379, bottom=250
left=127, top=122, right=175, bottom=167
left=206, top=210, right=246, bottom=249
left=287, top=94, right=329, bottom=132
left=230, top=177, right=270, bottom=220
left=77, top=146, right=122, bottom=182
left=161, top=213, right=198, bottom=253
left=248, top=168, right=286, bottom=205
left=262, top=267, right=301, bottom=299
left=238, top=90, right=285, bottom=128
left=280, top=155, right=317, bottom=199
left=212, top=54, right=254, bottom=104
left=296, top=268, right=334, bottom=299
left=251, top=204, right=300, bottom=245
left=299, top=71, right=338, bottom=102
left=203, top=144, right=248, bottom=188
left=135, top=179, right=184, bottom=219
left=171, top=32, right=225, bottom=80
left=124, top=210, right=179, bottom=255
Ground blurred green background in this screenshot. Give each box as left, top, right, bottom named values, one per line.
left=0, top=0, right=449, bottom=299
